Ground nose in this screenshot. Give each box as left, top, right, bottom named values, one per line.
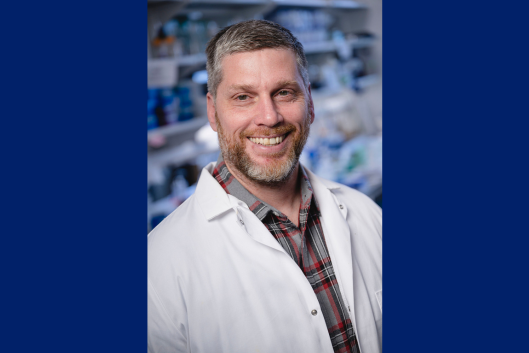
left=253, top=95, right=283, bottom=127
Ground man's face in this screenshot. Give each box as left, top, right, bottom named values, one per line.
left=207, top=48, right=314, bottom=185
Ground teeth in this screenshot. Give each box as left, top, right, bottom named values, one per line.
left=250, top=135, right=284, bottom=146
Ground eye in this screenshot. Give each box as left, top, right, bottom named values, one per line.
left=237, top=95, right=249, bottom=101
left=278, top=90, right=290, bottom=96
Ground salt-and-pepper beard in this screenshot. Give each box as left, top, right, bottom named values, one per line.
left=215, top=112, right=311, bottom=186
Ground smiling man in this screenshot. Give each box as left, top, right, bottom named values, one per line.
left=148, top=20, right=382, bottom=353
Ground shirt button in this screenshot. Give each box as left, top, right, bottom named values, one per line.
left=311, top=309, right=318, bottom=316
left=339, top=205, right=344, bottom=209
left=239, top=219, right=244, bottom=225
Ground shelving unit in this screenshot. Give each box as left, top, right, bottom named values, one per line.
left=149, top=140, right=218, bottom=168
left=271, top=0, right=364, bottom=9
left=147, top=0, right=364, bottom=9
left=147, top=0, right=382, bottom=230
left=174, top=37, right=376, bottom=66
left=177, top=53, right=206, bottom=67
left=148, top=116, right=208, bottom=140
left=356, top=74, right=379, bottom=90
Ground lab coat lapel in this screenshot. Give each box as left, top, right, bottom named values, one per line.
left=196, top=163, right=287, bottom=255
left=306, top=169, right=356, bottom=320
left=234, top=203, right=287, bottom=255
left=195, top=165, right=233, bottom=221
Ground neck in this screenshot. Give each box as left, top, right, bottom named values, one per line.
left=225, top=161, right=302, bottom=220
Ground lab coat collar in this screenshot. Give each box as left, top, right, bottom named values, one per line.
left=195, top=161, right=344, bottom=221
left=195, top=162, right=286, bottom=254
left=305, top=167, right=342, bottom=191
left=304, top=167, right=347, bottom=219
left=195, top=162, right=233, bottom=221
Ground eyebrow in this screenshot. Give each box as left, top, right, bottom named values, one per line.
left=226, top=84, right=256, bottom=93
left=277, top=80, right=300, bottom=88
left=226, top=80, right=302, bottom=93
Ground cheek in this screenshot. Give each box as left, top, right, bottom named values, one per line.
left=223, top=118, right=252, bottom=135
left=279, top=103, right=308, bottom=121
left=220, top=122, right=248, bottom=143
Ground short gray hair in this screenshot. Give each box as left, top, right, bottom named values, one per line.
left=205, top=20, right=309, bottom=99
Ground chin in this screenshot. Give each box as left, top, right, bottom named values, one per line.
left=241, top=155, right=298, bottom=185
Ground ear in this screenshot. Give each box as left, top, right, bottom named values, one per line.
left=206, top=92, right=218, bottom=132
left=307, top=84, right=315, bottom=124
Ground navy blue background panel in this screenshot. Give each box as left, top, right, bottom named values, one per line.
left=384, top=0, right=529, bottom=352
left=2, top=1, right=146, bottom=352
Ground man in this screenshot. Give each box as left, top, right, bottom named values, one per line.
left=148, top=20, right=381, bottom=353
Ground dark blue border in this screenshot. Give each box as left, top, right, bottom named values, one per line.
left=3, top=1, right=145, bottom=352
left=385, top=1, right=529, bottom=351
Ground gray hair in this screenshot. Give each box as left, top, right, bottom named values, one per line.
left=205, top=20, right=309, bottom=99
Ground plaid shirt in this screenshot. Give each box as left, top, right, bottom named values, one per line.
left=212, top=156, right=360, bottom=353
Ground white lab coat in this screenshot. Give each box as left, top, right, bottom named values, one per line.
left=148, top=162, right=382, bottom=353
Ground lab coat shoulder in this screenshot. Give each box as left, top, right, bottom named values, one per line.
left=306, top=168, right=382, bottom=238
left=149, top=194, right=202, bottom=273
left=148, top=185, right=231, bottom=293
left=147, top=195, right=201, bottom=353
left=148, top=162, right=232, bottom=265
left=148, top=165, right=239, bottom=352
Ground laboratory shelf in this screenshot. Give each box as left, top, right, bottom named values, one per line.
left=148, top=116, right=209, bottom=140
left=177, top=37, right=375, bottom=66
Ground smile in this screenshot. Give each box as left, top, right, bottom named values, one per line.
left=248, top=134, right=285, bottom=146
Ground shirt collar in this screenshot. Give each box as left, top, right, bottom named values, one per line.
left=194, top=159, right=339, bottom=223
left=212, top=154, right=315, bottom=221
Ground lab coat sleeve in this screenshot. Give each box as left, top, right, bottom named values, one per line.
left=148, top=278, right=188, bottom=353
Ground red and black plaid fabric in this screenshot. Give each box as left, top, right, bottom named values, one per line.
left=212, top=157, right=360, bottom=353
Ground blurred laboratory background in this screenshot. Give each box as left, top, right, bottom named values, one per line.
left=147, top=0, right=382, bottom=232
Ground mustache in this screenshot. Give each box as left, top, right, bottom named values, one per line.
left=239, top=124, right=296, bottom=138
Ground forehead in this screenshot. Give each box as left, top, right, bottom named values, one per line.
left=218, top=48, right=302, bottom=91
